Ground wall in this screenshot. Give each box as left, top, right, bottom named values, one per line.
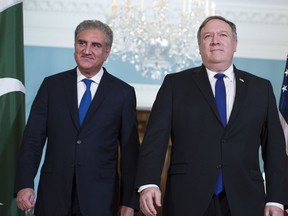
left=25, top=45, right=287, bottom=115
left=23, top=0, right=288, bottom=110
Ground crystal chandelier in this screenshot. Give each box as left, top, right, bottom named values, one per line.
left=106, top=0, right=216, bottom=79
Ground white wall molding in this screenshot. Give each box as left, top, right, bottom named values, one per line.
left=24, top=0, right=104, bottom=13
left=23, top=0, right=107, bottom=48
left=130, top=83, right=160, bottom=110
left=23, top=0, right=288, bottom=60
left=215, top=2, right=288, bottom=60
left=216, top=2, right=288, bottom=26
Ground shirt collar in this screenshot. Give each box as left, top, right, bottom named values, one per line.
left=206, top=64, right=234, bottom=81
left=76, top=67, right=104, bottom=84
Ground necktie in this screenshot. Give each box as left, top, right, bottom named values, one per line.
left=214, top=73, right=226, bottom=195
left=79, top=78, right=93, bottom=125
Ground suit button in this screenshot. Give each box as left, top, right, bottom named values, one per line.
left=76, top=140, right=82, bottom=145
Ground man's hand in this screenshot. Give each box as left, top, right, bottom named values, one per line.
left=140, top=187, right=162, bottom=216
left=264, top=205, right=284, bottom=216
left=119, top=205, right=134, bottom=216
left=16, top=188, right=35, bottom=211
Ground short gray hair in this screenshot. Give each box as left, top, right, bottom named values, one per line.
left=74, top=20, right=113, bottom=48
left=197, top=16, right=237, bottom=45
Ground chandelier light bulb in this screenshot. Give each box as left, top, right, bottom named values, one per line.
left=107, top=0, right=216, bottom=79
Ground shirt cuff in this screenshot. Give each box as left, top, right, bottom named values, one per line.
left=266, top=202, right=283, bottom=210
left=138, top=184, right=159, bottom=193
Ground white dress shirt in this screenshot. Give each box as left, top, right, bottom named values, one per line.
left=76, top=67, right=104, bottom=107
left=207, top=64, right=235, bottom=122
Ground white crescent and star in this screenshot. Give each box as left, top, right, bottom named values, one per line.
left=0, top=77, right=26, bottom=97
left=0, top=0, right=22, bottom=13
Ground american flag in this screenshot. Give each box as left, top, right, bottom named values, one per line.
left=279, top=55, right=288, bottom=157
left=278, top=54, right=288, bottom=215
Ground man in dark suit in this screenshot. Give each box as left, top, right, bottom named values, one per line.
left=136, top=16, right=288, bottom=216
left=14, top=20, right=140, bottom=216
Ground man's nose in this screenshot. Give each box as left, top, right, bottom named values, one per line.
left=84, top=45, right=92, bottom=54
left=211, top=35, right=220, bottom=45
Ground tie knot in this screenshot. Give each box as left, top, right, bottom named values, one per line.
left=214, top=73, right=225, bottom=80
left=83, top=78, right=93, bottom=88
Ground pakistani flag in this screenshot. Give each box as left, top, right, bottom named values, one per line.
left=0, top=0, right=26, bottom=215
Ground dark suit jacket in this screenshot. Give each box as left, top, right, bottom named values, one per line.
left=136, top=65, right=288, bottom=216
left=15, top=67, right=140, bottom=216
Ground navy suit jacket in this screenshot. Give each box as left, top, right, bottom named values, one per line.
left=15, top=67, right=140, bottom=216
left=136, top=65, right=288, bottom=216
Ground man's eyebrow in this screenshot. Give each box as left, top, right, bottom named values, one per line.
left=92, top=42, right=102, bottom=46
left=77, top=39, right=86, bottom=43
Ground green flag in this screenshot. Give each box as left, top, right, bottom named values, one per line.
left=0, top=1, right=25, bottom=215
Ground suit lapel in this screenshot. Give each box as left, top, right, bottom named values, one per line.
left=61, top=68, right=114, bottom=129
left=82, top=69, right=114, bottom=126
left=191, top=65, right=221, bottom=124
left=228, top=68, right=247, bottom=127
left=191, top=65, right=247, bottom=128
left=63, top=68, right=80, bottom=129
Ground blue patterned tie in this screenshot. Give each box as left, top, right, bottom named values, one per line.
left=214, top=73, right=226, bottom=195
left=79, top=79, right=93, bottom=125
